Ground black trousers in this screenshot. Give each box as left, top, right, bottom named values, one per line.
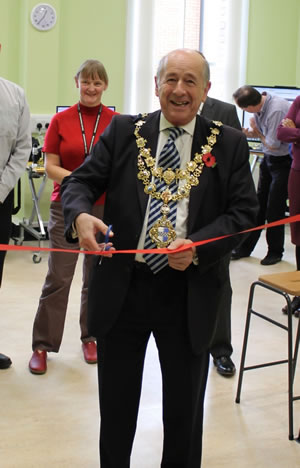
left=97, top=263, right=209, bottom=468
left=0, top=190, right=14, bottom=287
left=209, top=254, right=232, bottom=358
left=237, top=154, right=291, bottom=256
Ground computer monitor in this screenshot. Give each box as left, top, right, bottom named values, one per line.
left=56, top=105, right=116, bottom=113
left=241, top=86, right=300, bottom=142
left=56, top=105, right=69, bottom=113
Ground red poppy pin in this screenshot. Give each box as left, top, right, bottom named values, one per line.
left=203, top=153, right=217, bottom=168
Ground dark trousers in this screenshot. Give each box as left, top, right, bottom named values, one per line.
left=237, top=154, right=291, bottom=256
left=209, top=254, right=232, bottom=358
left=0, top=190, right=14, bottom=287
left=97, top=263, right=209, bottom=468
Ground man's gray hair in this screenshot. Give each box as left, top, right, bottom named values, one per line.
left=156, top=49, right=210, bottom=86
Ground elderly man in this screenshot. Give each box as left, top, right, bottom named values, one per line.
left=61, top=49, right=258, bottom=467
left=0, top=43, right=31, bottom=369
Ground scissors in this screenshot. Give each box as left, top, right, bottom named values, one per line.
left=98, top=224, right=112, bottom=265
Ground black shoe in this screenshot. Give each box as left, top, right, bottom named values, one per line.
left=0, top=353, right=12, bottom=369
left=282, top=296, right=300, bottom=316
left=231, top=249, right=251, bottom=261
left=213, top=356, right=236, bottom=377
left=260, top=253, right=282, bottom=265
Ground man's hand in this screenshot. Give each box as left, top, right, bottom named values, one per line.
left=75, top=213, right=114, bottom=253
left=167, top=238, right=195, bottom=271
left=249, top=118, right=261, bottom=137
left=242, top=127, right=256, bottom=138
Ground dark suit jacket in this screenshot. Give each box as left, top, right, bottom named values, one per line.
left=202, top=96, right=242, bottom=130
left=61, top=111, right=258, bottom=354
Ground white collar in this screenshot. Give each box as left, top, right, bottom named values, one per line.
left=159, top=113, right=196, bottom=137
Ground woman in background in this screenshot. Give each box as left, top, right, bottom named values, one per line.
left=29, top=59, right=117, bottom=374
left=277, top=95, right=300, bottom=317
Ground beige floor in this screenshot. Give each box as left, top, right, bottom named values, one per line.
left=0, top=229, right=299, bottom=468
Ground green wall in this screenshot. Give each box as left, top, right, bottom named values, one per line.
left=0, top=0, right=127, bottom=226
left=0, top=0, right=127, bottom=112
left=247, top=0, right=300, bottom=86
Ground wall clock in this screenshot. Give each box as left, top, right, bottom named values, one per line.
left=31, top=3, right=57, bottom=31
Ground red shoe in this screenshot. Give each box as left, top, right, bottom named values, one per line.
left=82, top=341, right=97, bottom=364
left=29, top=350, right=47, bottom=374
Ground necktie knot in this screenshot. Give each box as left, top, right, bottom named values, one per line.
left=168, top=127, right=184, bottom=141
left=157, top=127, right=184, bottom=173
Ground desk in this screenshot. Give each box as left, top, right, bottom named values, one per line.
left=15, top=164, right=48, bottom=263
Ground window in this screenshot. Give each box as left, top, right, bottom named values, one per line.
left=124, top=0, right=201, bottom=114
left=150, top=0, right=201, bottom=110
left=124, top=0, right=248, bottom=113
left=200, top=0, right=249, bottom=103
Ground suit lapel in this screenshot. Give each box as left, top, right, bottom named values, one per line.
left=135, top=111, right=160, bottom=216
left=188, top=115, right=219, bottom=233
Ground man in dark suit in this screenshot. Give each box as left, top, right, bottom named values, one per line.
left=202, top=96, right=242, bottom=130
left=61, top=49, right=258, bottom=467
left=201, top=91, right=243, bottom=378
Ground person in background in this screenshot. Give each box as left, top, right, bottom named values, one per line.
left=28, top=59, right=118, bottom=375
left=200, top=60, right=242, bottom=377
left=60, top=48, right=258, bottom=467
left=201, top=96, right=242, bottom=130
left=232, top=85, right=291, bottom=265
left=277, top=95, right=300, bottom=317
left=0, top=43, right=32, bottom=369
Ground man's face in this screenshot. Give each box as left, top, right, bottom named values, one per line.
left=237, top=103, right=261, bottom=114
left=155, top=50, right=209, bottom=126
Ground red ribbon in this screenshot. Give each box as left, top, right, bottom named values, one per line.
left=1, top=214, right=300, bottom=256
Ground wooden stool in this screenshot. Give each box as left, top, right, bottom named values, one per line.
left=235, top=271, right=300, bottom=440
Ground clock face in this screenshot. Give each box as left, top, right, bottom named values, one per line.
left=31, top=3, right=57, bottom=31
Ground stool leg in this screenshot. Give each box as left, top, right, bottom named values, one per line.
left=291, top=312, right=300, bottom=442
left=287, top=297, right=294, bottom=440
left=235, top=282, right=256, bottom=404
left=292, top=315, right=300, bottom=379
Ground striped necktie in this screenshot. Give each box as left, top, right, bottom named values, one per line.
left=143, top=127, right=184, bottom=274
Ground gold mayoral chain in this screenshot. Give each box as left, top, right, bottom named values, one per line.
left=134, top=115, right=222, bottom=248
